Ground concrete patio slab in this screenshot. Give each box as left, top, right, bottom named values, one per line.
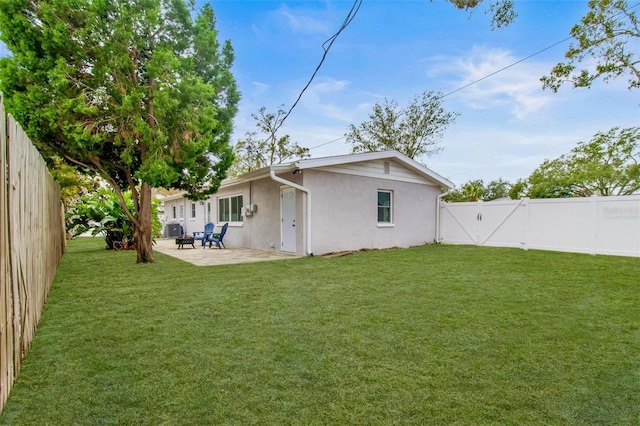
left=153, top=238, right=299, bottom=266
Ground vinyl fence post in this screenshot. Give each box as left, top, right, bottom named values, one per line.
left=521, top=198, right=529, bottom=251
left=476, top=200, right=483, bottom=246
left=590, top=195, right=598, bottom=255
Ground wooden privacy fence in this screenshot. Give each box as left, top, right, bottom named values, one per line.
left=439, top=195, right=640, bottom=257
left=0, top=93, right=66, bottom=412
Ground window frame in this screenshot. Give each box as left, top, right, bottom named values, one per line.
left=217, top=194, right=244, bottom=224
left=377, top=190, right=393, bottom=226
left=190, top=202, right=197, bottom=219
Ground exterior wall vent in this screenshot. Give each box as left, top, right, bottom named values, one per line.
left=383, top=161, right=390, bottom=174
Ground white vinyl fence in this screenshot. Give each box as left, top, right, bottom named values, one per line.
left=438, top=195, right=640, bottom=257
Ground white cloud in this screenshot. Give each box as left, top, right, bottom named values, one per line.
left=425, top=124, right=596, bottom=185
left=429, top=46, right=559, bottom=119
left=310, top=78, right=350, bottom=92
left=275, top=5, right=331, bottom=35
left=252, top=81, right=271, bottom=95
left=299, top=77, right=361, bottom=122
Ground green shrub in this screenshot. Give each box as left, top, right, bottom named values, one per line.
left=66, top=187, right=161, bottom=249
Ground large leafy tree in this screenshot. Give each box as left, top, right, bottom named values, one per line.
left=230, top=106, right=310, bottom=176
left=520, top=127, right=640, bottom=198
left=346, top=90, right=459, bottom=162
left=0, top=0, right=239, bottom=263
left=541, top=0, right=640, bottom=91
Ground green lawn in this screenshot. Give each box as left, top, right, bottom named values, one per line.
left=1, top=239, right=639, bottom=425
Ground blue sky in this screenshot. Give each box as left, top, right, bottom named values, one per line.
left=0, top=1, right=637, bottom=187
left=210, top=0, right=639, bottom=186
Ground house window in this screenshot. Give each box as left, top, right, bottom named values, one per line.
left=378, top=190, right=392, bottom=223
left=190, top=202, right=196, bottom=219
left=218, top=195, right=243, bottom=223
left=206, top=202, right=211, bottom=222
left=179, top=205, right=184, bottom=219
left=172, top=205, right=176, bottom=219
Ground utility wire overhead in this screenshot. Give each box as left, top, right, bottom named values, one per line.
left=437, top=37, right=573, bottom=100
left=306, top=1, right=640, bottom=152
left=238, top=0, right=639, bottom=148
left=307, top=35, right=575, bottom=152
left=270, top=0, right=362, bottom=140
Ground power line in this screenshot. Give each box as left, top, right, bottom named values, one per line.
left=309, top=35, right=572, bottom=152
left=306, top=32, right=574, bottom=153
left=437, top=37, right=573, bottom=100
left=306, top=1, right=640, bottom=152
left=309, top=135, right=346, bottom=150
left=271, top=0, right=362, bottom=138
left=440, top=0, right=640, bottom=100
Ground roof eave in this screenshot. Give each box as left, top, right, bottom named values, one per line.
left=296, top=150, right=454, bottom=189
left=219, top=163, right=297, bottom=189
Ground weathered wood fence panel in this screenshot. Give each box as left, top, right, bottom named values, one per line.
left=0, top=93, right=65, bottom=412
left=0, top=92, right=11, bottom=416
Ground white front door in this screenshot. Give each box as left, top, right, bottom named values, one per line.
left=281, top=187, right=296, bottom=253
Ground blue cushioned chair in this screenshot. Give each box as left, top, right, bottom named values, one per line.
left=193, top=222, right=214, bottom=248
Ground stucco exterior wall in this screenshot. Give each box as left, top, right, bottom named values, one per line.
left=303, top=169, right=441, bottom=255
left=207, top=172, right=305, bottom=254
left=268, top=171, right=306, bottom=256
left=222, top=178, right=281, bottom=252
left=209, top=182, right=249, bottom=248
left=163, top=197, right=207, bottom=236
left=160, top=158, right=444, bottom=256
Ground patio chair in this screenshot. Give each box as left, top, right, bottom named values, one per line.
left=207, top=223, right=228, bottom=249
left=193, top=222, right=214, bottom=248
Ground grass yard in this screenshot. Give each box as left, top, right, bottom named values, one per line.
left=1, top=239, right=639, bottom=425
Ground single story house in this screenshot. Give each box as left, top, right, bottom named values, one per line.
left=161, top=150, right=453, bottom=256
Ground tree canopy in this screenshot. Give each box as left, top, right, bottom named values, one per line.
left=541, top=0, right=640, bottom=91
left=442, top=178, right=512, bottom=202
left=230, top=106, right=310, bottom=176
left=66, top=187, right=162, bottom=250
left=0, top=0, right=239, bottom=262
left=443, top=0, right=517, bottom=29
left=48, top=156, right=100, bottom=208
left=345, top=90, right=459, bottom=162
left=515, top=127, right=640, bottom=198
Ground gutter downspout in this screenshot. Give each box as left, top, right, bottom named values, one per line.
left=269, top=169, right=312, bottom=256
left=436, top=188, right=453, bottom=243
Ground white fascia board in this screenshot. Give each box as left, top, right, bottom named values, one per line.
left=219, top=163, right=297, bottom=189
left=160, top=151, right=453, bottom=197
left=158, top=164, right=295, bottom=199
left=294, top=151, right=389, bottom=169
left=295, top=150, right=454, bottom=189
left=160, top=192, right=188, bottom=202
left=396, top=155, right=454, bottom=189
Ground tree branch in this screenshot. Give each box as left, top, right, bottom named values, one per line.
left=89, top=154, right=140, bottom=228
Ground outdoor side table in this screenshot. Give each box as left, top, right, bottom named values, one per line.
left=175, top=236, right=195, bottom=249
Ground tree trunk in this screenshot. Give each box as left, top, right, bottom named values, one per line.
left=134, top=182, right=155, bottom=263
